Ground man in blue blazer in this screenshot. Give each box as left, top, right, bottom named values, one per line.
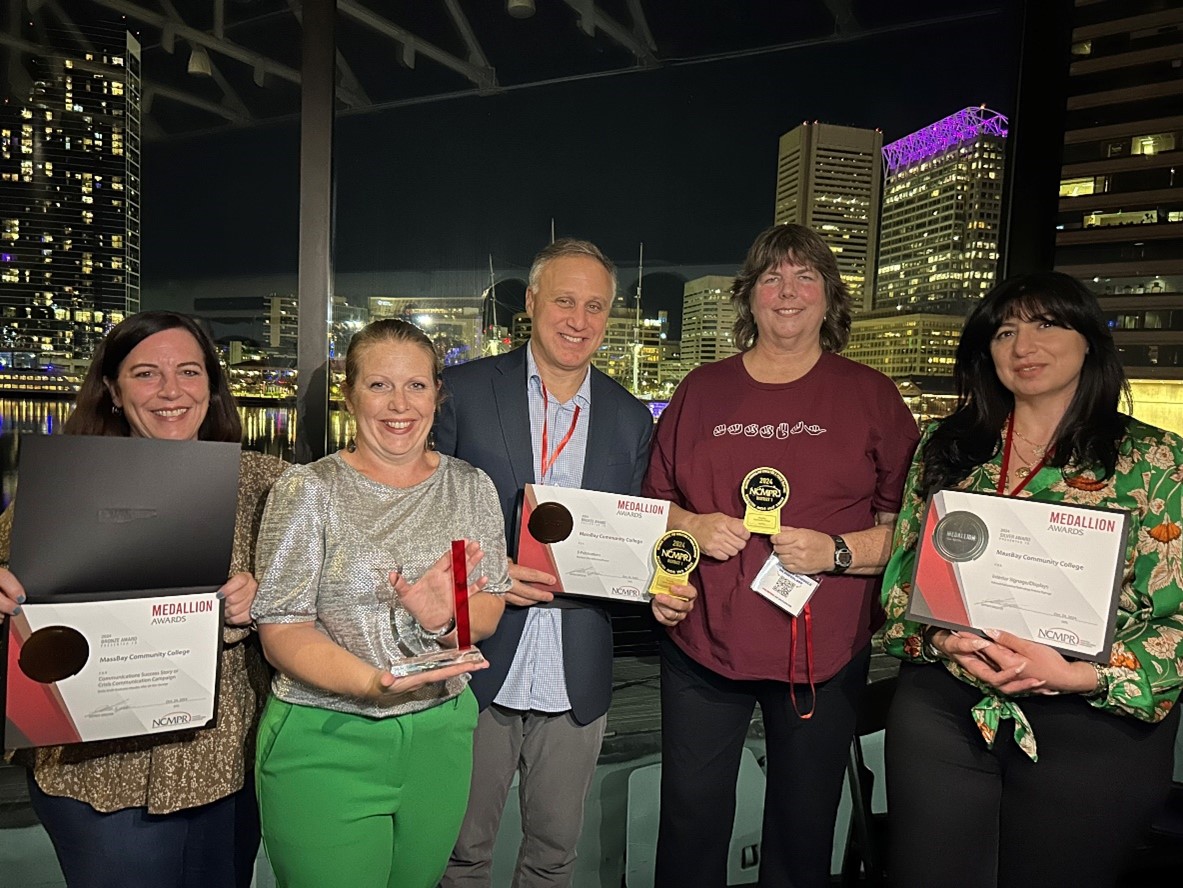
left=438, top=239, right=694, bottom=887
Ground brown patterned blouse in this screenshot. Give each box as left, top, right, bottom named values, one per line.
left=5, top=450, right=288, bottom=814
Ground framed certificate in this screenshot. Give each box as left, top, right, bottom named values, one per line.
left=906, top=489, right=1129, bottom=662
left=3, top=593, right=224, bottom=748
left=515, top=484, right=670, bottom=604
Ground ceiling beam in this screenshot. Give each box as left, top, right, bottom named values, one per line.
left=337, top=0, right=497, bottom=91
left=564, top=0, right=658, bottom=67
left=624, top=0, right=657, bottom=54
left=144, top=82, right=248, bottom=123
left=87, top=0, right=368, bottom=107
left=442, top=0, right=491, bottom=69
left=158, top=0, right=251, bottom=118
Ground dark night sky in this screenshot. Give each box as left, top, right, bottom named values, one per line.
left=141, top=4, right=1021, bottom=328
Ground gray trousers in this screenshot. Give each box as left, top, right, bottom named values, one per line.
left=442, top=703, right=607, bottom=888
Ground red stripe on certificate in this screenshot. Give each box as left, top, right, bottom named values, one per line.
left=913, top=499, right=972, bottom=626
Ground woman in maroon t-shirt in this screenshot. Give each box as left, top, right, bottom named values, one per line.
left=643, top=223, right=919, bottom=888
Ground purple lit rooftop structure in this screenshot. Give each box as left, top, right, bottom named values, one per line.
left=882, top=106, right=1008, bottom=175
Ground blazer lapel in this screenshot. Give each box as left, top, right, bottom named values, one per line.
left=581, top=369, right=619, bottom=491
left=493, top=349, right=535, bottom=490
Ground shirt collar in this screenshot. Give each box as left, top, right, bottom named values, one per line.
left=526, top=342, right=592, bottom=408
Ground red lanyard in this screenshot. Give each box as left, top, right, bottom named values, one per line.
left=788, top=604, right=816, bottom=720
left=997, top=416, right=1049, bottom=497
left=539, top=382, right=581, bottom=481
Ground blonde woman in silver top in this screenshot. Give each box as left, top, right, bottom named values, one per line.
left=252, top=319, right=508, bottom=888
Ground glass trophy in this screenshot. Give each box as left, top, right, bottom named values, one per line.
left=380, top=541, right=486, bottom=678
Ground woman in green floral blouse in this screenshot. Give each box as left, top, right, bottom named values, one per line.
left=881, top=272, right=1183, bottom=887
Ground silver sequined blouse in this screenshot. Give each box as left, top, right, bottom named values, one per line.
left=253, top=452, right=510, bottom=718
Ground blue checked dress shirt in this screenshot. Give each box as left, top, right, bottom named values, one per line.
left=492, top=343, right=592, bottom=713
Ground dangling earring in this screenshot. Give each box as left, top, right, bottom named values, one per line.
left=347, top=438, right=357, bottom=453
left=426, top=430, right=436, bottom=452
left=111, top=404, right=123, bottom=416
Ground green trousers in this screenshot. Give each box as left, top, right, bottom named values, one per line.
left=255, top=689, right=478, bottom=888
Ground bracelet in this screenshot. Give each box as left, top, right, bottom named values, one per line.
left=417, top=616, right=456, bottom=640
left=1085, top=662, right=1110, bottom=699
left=922, top=625, right=945, bottom=662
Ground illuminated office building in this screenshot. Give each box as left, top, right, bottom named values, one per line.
left=846, top=313, right=964, bottom=379
left=510, top=307, right=668, bottom=396
left=0, top=32, right=140, bottom=368
left=369, top=295, right=482, bottom=366
left=680, top=275, right=738, bottom=368
left=194, top=293, right=298, bottom=357
left=774, top=122, right=882, bottom=310
left=1054, top=2, right=1183, bottom=381
left=877, top=106, right=1008, bottom=314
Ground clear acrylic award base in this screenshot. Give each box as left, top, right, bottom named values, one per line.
left=387, top=645, right=485, bottom=678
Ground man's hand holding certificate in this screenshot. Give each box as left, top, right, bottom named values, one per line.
left=906, top=489, right=1129, bottom=662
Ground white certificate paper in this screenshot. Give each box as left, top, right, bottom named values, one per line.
left=516, top=484, right=670, bottom=604
left=4, top=592, right=223, bottom=748
left=906, top=489, right=1129, bottom=662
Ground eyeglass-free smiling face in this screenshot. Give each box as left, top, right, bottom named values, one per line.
left=106, top=328, right=211, bottom=441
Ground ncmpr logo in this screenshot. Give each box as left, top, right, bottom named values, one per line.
left=152, top=711, right=194, bottom=729
left=1037, top=627, right=1081, bottom=646
left=611, top=585, right=645, bottom=602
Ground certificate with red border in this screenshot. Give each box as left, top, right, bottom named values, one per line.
left=515, top=485, right=669, bottom=604
left=905, top=489, right=1129, bottom=662
left=3, top=593, right=223, bottom=748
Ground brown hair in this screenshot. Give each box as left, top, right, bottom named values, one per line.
left=65, top=311, right=241, bottom=441
left=730, top=223, right=852, bottom=353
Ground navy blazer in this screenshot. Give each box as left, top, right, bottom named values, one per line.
left=435, top=346, right=653, bottom=724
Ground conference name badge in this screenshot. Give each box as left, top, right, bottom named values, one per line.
left=649, top=530, right=700, bottom=597
left=741, top=467, right=789, bottom=534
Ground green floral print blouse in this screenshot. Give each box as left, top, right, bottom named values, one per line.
left=881, top=417, right=1183, bottom=761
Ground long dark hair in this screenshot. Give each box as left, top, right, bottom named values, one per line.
left=65, top=311, right=242, bottom=442
left=920, top=272, right=1130, bottom=497
left=731, top=223, right=852, bottom=353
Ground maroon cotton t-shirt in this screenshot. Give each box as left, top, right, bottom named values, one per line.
left=643, top=351, right=920, bottom=683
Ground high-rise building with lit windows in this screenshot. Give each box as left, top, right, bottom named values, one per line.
left=845, top=313, right=965, bottom=379
left=510, top=306, right=668, bottom=395
left=1054, top=1, right=1183, bottom=381
left=876, top=106, right=1008, bottom=314
left=0, top=32, right=140, bottom=369
left=680, top=275, right=738, bottom=368
left=774, top=122, right=882, bottom=311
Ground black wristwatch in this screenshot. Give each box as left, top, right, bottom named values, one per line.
left=831, top=535, right=853, bottom=574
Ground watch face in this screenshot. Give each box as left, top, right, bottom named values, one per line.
left=833, top=537, right=853, bottom=569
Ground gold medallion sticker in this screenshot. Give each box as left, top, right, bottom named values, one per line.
left=741, top=467, right=790, bottom=534
left=649, top=530, right=700, bottom=597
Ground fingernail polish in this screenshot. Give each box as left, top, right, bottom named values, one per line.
left=216, top=591, right=226, bottom=600
left=984, top=628, right=1000, bottom=639
left=17, top=594, right=26, bottom=604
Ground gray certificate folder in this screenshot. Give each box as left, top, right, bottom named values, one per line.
left=8, top=436, right=242, bottom=602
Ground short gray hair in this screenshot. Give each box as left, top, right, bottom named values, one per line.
left=527, top=238, right=618, bottom=299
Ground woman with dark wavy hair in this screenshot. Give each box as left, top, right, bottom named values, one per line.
left=0, top=310, right=286, bottom=888
left=882, top=272, right=1183, bottom=887
left=644, top=223, right=919, bottom=887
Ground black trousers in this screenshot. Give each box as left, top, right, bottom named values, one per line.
left=886, top=663, right=1179, bottom=888
left=655, top=634, right=870, bottom=888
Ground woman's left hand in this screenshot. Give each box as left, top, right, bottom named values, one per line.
left=771, top=527, right=835, bottom=575
left=391, top=540, right=488, bottom=634
left=650, top=583, right=697, bottom=627
left=974, top=629, right=1099, bottom=695
left=218, top=571, right=257, bottom=626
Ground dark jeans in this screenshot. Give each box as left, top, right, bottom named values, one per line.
left=655, top=634, right=870, bottom=888
left=27, top=771, right=260, bottom=888
left=886, top=663, right=1179, bottom=888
